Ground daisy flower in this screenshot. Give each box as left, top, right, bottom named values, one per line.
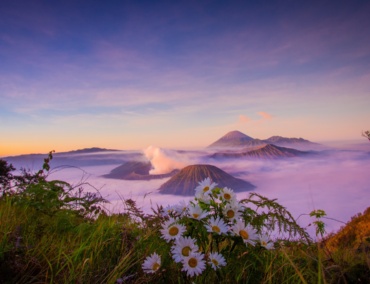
left=220, top=187, right=236, bottom=203
left=171, top=236, right=199, bottom=263
left=188, top=204, right=208, bottom=220
left=231, top=220, right=257, bottom=246
left=172, top=200, right=189, bottom=216
left=208, top=252, right=226, bottom=270
left=160, top=218, right=186, bottom=242
left=194, top=177, right=217, bottom=197
left=205, top=216, right=229, bottom=235
left=142, top=252, right=161, bottom=273
left=182, top=252, right=206, bottom=277
left=223, top=202, right=243, bottom=221
left=162, top=204, right=176, bottom=217
left=259, top=234, right=274, bottom=250
left=195, top=191, right=212, bottom=204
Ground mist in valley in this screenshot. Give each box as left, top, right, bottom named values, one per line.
left=5, top=142, right=370, bottom=238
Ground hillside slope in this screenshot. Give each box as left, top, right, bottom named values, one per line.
left=158, top=164, right=255, bottom=196
left=210, top=144, right=312, bottom=159
left=103, top=161, right=178, bottom=180
left=324, top=207, right=370, bottom=251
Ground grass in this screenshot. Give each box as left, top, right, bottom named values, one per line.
left=0, top=155, right=369, bottom=283
left=1, top=197, right=369, bottom=283
left=0, top=199, right=141, bottom=283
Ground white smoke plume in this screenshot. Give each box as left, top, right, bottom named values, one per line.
left=143, top=146, right=188, bottom=175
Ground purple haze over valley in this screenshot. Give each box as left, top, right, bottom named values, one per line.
left=6, top=139, right=369, bottom=238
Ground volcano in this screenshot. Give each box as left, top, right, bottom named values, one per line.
left=103, top=161, right=178, bottom=180
left=263, top=136, right=322, bottom=150
left=208, top=131, right=322, bottom=150
left=210, top=144, right=312, bottom=159
left=208, top=130, right=255, bottom=148
left=158, top=164, right=255, bottom=196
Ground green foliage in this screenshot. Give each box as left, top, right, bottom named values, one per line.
left=0, top=159, right=15, bottom=194
left=0, top=199, right=140, bottom=283
left=133, top=179, right=315, bottom=282
left=0, top=153, right=369, bottom=283
left=324, top=206, right=370, bottom=251
left=310, top=209, right=327, bottom=237
left=241, top=192, right=311, bottom=242
left=362, top=130, right=370, bottom=141
left=1, top=151, right=106, bottom=219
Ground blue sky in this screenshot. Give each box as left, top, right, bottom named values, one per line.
left=1, top=0, right=370, bottom=155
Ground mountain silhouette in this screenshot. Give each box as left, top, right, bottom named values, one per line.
left=210, top=144, right=312, bottom=159
left=264, top=136, right=321, bottom=148
left=264, top=136, right=311, bottom=144
left=61, top=147, right=120, bottom=154
left=158, top=164, right=255, bottom=196
left=208, top=131, right=321, bottom=150
left=208, top=130, right=254, bottom=148
left=103, top=161, right=178, bottom=180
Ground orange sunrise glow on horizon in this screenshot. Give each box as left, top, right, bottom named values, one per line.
left=0, top=1, right=369, bottom=156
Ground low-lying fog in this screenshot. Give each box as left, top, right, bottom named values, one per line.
left=6, top=142, right=370, bottom=238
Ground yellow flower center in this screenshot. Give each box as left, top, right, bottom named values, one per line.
left=239, top=229, right=249, bottom=240
left=188, top=257, right=198, bottom=268
left=224, top=193, right=231, bottom=200
left=203, top=186, right=210, bottom=192
left=192, top=213, right=199, bottom=219
left=182, top=246, right=191, bottom=257
left=262, top=241, right=267, bottom=246
left=212, top=225, right=221, bottom=233
left=212, top=259, right=219, bottom=266
left=152, top=262, right=160, bottom=271
left=169, top=226, right=179, bottom=236
left=226, top=209, right=235, bottom=218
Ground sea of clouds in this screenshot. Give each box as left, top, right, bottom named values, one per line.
left=6, top=142, right=370, bottom=238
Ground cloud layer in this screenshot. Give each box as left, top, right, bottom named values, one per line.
left=27, top=143, right=369, bottom=239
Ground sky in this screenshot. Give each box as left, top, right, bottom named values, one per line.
left=1, top=0, right=370, bottom=156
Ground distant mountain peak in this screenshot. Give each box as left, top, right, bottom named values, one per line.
left=210, top=143, right=312, bottom=159
left=208, top=130, right=322, bottom=150
left=64, top=147, right=119, bottom=154
left=264, top=136, right=309, bottom=143
left=208, top=130, right=254, bottom=148
left=223, top=130, right=253, bottom=139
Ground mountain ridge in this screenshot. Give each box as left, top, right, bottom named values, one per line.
left=210, top=144, right=313, bottom=159
left=60, top=147, right=120, bottom=155
left=208, top=130, right=320, bottom=150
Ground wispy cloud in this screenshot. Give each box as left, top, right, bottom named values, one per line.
left=1, top=1, right=370, bottom=154
left=238, top=112, right=273, bottom=125
left=258, top=111, right=273, bottom=120
left=238, top=115, right=251, bottom=124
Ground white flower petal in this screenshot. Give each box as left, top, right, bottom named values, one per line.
left=160, top=218, right=186, bottom=242
left=142, top=252, right=161, bottom=273
left=231, top=220, right=257, bottom=246
left=171, top=236, right=199, bottom=263
left=182, top=252, right=206, bottom=277
left=208, top=252, right=226, bottom=270
left=205, top=216, right=229, bottom=234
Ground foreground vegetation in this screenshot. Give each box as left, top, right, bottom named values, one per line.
left=0, top=153, right=369, bottom=283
